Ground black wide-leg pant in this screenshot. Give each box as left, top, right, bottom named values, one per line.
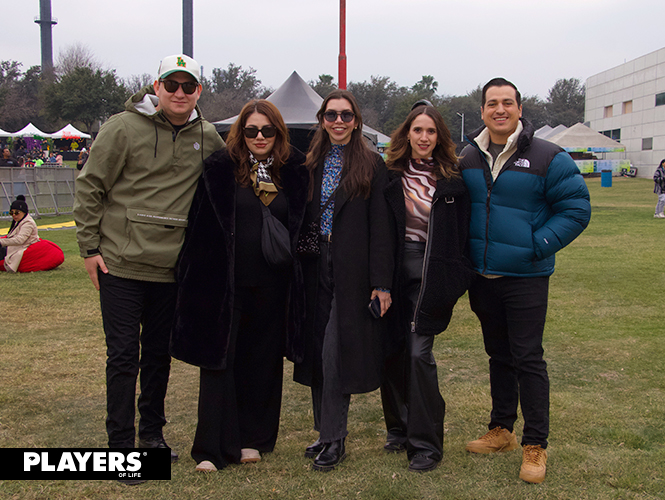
left=192, top=283, right=288, bottom=469
left=380, top=242, right=445, bottom=461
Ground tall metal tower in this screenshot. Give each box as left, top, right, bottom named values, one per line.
left=34, top=0, right=58, bottom=72
left=183, top=0, right=193, bottom=58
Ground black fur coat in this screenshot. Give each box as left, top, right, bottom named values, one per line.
left=170, top=148, right=309, bottom=370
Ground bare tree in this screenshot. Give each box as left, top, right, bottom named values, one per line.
left=55, top=43, right=101, bottom=77
left=124, top=73, right=155, bottom=94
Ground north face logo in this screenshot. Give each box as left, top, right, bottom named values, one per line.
left=514, top=158, right=530, bottom=168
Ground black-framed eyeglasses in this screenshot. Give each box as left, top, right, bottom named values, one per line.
left=243, top=126, right=276, bottom=139
left=323, top=110, right=355, bottom=123
left=10, top=210, right=23, bottom=216
left=159, top=79, right=199, bottom=95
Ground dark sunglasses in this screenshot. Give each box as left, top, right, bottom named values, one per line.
left=159, top=79, right=199, bottom=95
left=243, top=126, right=276, bottom=139
left=10, top=210, right=23, bottom=215
left=323, top=110, right=355, bottom=123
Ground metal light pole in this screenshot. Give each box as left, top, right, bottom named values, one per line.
left=183, top=0, right=193, bottom=57
left=456, top=112, right=465, bottom=142
left=338, top=0, right=347, bottom=89
left=34, top=0, right=57, bottom=72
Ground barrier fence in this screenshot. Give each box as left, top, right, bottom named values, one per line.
left=0, top=167, right=78, bottom=220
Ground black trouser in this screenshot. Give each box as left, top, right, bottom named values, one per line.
left=310, top=241, right=351, bottom=444
left=98, top=272, right=176, bottom=448
left=468, top=275, right=550, bottom=448
left=380, top=242, right=445, bottom=461
left=192, top=283, right=288, bottom=469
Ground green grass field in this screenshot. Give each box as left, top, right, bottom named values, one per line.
left=1, top=177, right=663, bottom=499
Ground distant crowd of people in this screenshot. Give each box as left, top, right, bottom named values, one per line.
left=0, top=136, right=86, bottom=168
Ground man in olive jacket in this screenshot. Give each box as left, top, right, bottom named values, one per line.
left=74, top=55, right=224, bottom=465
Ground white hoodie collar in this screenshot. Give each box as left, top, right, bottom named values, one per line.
left=133, top=93, right=200, bottom=123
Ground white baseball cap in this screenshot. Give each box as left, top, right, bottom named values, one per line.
left=157, top=54, right=201, bottom=83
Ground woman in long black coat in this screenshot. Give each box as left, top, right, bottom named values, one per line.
left=294, top=90, right=395, bottom=471
left=380, top=104, right=474, bottom=473
left=171, top=99, right=309, bottom=472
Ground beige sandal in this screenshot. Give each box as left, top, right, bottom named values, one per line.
left=195, top=460, right=217, bottom=472
left=240, top=448, right=261, bottom=463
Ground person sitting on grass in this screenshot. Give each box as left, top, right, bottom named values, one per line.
left=0, top=195, right=64, bottom=273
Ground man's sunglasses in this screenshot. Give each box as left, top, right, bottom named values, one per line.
left=159, top=79, right=199, bottom=95
left=323, top=110, right=355, bottom=123
left=243, top=126, right=276, bottom=139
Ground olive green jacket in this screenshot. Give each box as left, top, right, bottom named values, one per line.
left=74, top=86, right=224, bottom=282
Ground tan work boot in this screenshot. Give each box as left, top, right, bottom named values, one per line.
left=519, top=444, right=547, bottom=484
left=465, top=427, right=519, bottom=454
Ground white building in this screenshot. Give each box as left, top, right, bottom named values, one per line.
left=585, top=47, right=665, bottom=178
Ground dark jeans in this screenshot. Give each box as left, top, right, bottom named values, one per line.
left=310, top=241, right=351, bottom=444
left=468, top=275, right=550, bottom=448
left=98, top=272, right=176, bottom=448
left=381, top=241, right=445, bottom=461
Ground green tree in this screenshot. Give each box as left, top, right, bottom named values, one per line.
left=43, top=66, right=128, bottom=135
left=0, top=61, right=51, bottom=132
left=310, top=74, right=337, bottom=99
left=348, top=76, right=408, bottom=133
left=411, top=75, right=438, bottom=99
left=441, top=86, right=483, bottom=149
left=198, top=63, right=268, bottom=121
left=546, top=78, right=585, bottom=127
left=521, top=95, right=548, bottom=130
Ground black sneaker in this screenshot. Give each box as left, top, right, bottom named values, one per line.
left=408, top=454, right=439, bottom=473
left=138, top=436, right=178, bottom=463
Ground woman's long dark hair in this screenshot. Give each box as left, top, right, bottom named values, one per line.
left=305, top=90, right=376, bottom=200
left=226, top=99, right=291, bottom=187
left=386, top=105, right=459, bottom=179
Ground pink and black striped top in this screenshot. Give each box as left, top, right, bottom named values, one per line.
left=402, top=159, right=438, bottom=242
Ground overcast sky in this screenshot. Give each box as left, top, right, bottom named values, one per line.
left=4, top=0, right=665, bottom=100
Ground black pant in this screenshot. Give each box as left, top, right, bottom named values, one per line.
left=380, top=242, right=445, bottom=461
left=468, top=275, right=550, bottom=448
left=310, top=241, right=351, bottom=444
left=192, top=284, right=288, bottom=469
left=98, top=272, right=176, bottom=448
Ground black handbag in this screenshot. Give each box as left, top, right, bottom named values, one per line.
left=296, top=188, right=337, bottom=257
left=261, top=203, right=293, bottom=270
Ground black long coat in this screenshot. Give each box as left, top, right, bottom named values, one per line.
left=293, top=154, right=395, bottom=394
left=383, top=171, right=475, bottom=354
left=170, top=148, right=309, bottom=370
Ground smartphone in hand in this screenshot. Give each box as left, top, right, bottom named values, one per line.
left=368, top=296, right=381, bottom=319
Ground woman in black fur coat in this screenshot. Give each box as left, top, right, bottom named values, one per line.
left=380, top=104, right=475, bottom=473
left=171, top=100, right=309, bottom=472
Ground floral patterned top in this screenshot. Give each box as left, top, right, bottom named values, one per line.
left=319, top=144, right=345, bottom=236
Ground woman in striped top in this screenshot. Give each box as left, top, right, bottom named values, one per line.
left=381, top=104, right=474, bottom=472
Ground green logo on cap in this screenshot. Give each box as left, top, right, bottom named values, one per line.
left=177, top=57, right=186, bottom=67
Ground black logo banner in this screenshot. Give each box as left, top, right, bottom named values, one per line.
left=1, top=448, right=171, bottom=481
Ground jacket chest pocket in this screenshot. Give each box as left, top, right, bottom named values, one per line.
left=122, top=208, right=189, bottom=269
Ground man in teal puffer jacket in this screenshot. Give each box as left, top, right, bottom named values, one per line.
left=459, top=78, right=590, bottom=485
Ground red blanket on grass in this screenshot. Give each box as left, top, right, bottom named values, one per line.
left=0, top=239, right=64, bottom=272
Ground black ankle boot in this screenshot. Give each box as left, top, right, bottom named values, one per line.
left=304, top=438, right=325, bottom=459
left=312, top=439, right=346, bottom=472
